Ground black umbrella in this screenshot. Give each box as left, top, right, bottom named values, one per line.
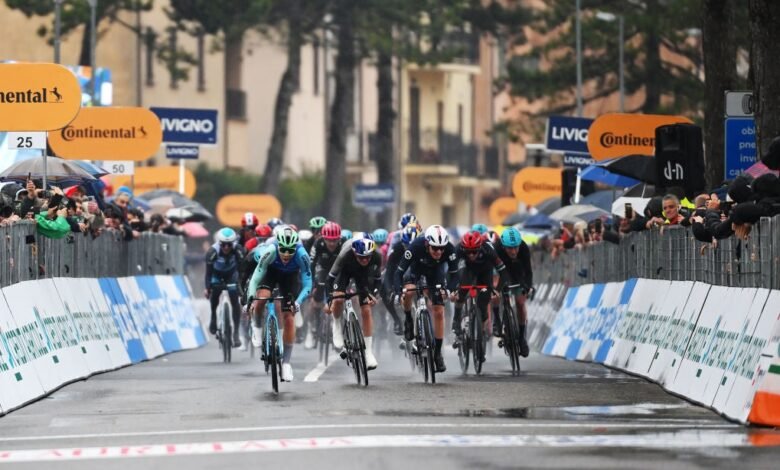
left=596, top=155, right=656, bottom=185
left=0, top=156, right=96, bottom=187
left=534, top=196, right=562, bottom=215
left=137, top=189, right=213, bottom=222
left=624, top=183, right=656, bottom=197
left=502, top=212, right=531, bottom=226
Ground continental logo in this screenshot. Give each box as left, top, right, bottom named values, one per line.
left=598, top=132, right=654, bottom=148
left=511, top=167, right=563, bottom=206
left=522, top=182, right=562, bottom=192
left=61, top=125, right=149, bottom=141
left=0, top=87, right=64, bottom=104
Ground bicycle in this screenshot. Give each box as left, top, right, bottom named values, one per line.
left=331, top=292, right=369, bottom=387
left=456, top=284, right=490, bottom=376
left=402, top=280, right=440, bottom=384
left=214, top=282, right=237, bottom=363
left=498, top=284, right=526, bottom=375
left=250, top=295, right=286, bottom=393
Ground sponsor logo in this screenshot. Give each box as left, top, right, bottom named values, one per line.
left=404, top=251, right=412, bottom=260
left=598, top=132, right=655, bottom=149
left=0, top=87, right=62, bottom=104
left=522, top=182, right=562, bottom=192
left=161, top=118, right=215, bottom=134
left=663, top=161, right=684, bottom=181
left=61, top=126, right=146, bottom=141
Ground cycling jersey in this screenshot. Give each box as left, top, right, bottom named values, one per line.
left=309, top=238, right=343, bottom=282
left=327, top=243, right=382, bottom=305
left=247, top=239, right=312, bottom=306
left=495, top=241, right=533, bottom=288
left=393, top=237, right=459, bottom=294
left=456, top=242, right=507, bottom=275
left=205, top=241, right=246, bottom=287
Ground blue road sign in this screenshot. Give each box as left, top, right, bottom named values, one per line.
left=150, top=107, right=218, bottom=145
left=724, top=118, right=756, bottom=179
left=166, top=145, right=199, bottom=160
left=545, top=116, right=593, bottom=154
left=353, top=184, right=395, bottom=207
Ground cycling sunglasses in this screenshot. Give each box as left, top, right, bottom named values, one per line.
left=278, top=247, right=296, bottom=255
left=430, top=246, right=445, bottom=252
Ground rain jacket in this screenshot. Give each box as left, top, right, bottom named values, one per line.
left=35, top=211, right=71, bottom=239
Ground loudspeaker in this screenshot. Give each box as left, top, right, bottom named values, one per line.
left=561, top=167, right=595, bottom=207
left=655, top=123, right=705, bottom=198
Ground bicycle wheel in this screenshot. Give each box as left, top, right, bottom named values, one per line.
left=353, top=317, right=369, bottom=387
left=472, top=305, right=484, bottom=375
left=319, top=312, right=331, bottom=366
left=504, top=302, right=521, bottom=375
left=222, top=303, right=232, bottom=363
left=268, top=316, right=279, bottom=393
left=458, top=304, right=471, bottom=375
left=422, top=310, right=436, bottom=384
left=417, top=310, right=429, bottom=383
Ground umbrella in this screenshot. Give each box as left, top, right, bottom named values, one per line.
left=0, top=155, right=96, bottom=188
left=580, top=189, right=624, bottom=213
left=596, top=155, right=656, bottom=185
left=744, top=160, right=779, bottom=179
left=137, top=189, right=213, bottom=221
left=580, top=165, right=641, bottom=188
left=73, top=161, right=109, bottom=178
left=181, top=222, right=209, bottom=238
left=534, top=196, right=562, bottom=215
left=502, top=212, right=531, bottom=226
left=523, top=213, right=557, bottom=229
left=550, top=204, right=609, bottom=224
left=611, top=197, right=650, bottom=218
left=624, top=182, right=655, bottom=198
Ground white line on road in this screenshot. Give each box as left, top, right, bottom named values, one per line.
left=303, top=360, right=333, bottom=382
left=0, top=422, right=739, bottom=443
left=0, top=432, right=758, bottom=463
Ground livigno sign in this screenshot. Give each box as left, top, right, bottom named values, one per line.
left=0, top=63, right=81, bottom=131
left=49, top=107, right=162, bottom=161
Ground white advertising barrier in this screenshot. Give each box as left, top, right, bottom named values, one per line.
left=668, top=287, right=756, bottom=407
left=52, top=278, right=115, bottom=374
left=542, top=284, right=592, bottom=358
left=747, top=290, right=780, bottom=425
left=649, top=282, right=709, bottom=387
left=714, top=289, right=771, bottom=421
left=116, top=277, right=165, bottom=359
left=577, top=281, right=630, bottom=363
left=0, top=291, right=46, bottom=413
left=2, top=279, right=91, bottom=392
left=604, top=279, right=670, bottom=373
left=626, top=281, right=694, bottom=379
left=77, top=278, right=132, bottom=369
left=154, top=275, right=207, bottom=349
left=95, top=278, right=148, bottom=364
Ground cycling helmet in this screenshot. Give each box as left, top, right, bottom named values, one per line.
left=398, top=212, right=417, bottom=229
left=309, top=216, right=327, bottom=230
left=471, top=223, right=488, bottom=234
left=351, top=237, right=376, bottom=256
left=276, top=226, right=299, bottom=250
left=401, top=225, right=420, bottom=244
left=341, top=229, right=353, bottom=241
left=299, top=229, right=314, bottom=242
left=267, top=217, right=284, bottom=229
left=216, top=227, right=238, bottom=244
left=500, top=227, right=522, bottom=248
left=372, top=228, right=389, bottom=244
left=241, top=212, right=258, bottom=228
left=351, top=231, right=373, bottom=241
left=272, top=224, right=288, bottom=236
left=484, top=230, right=499, bottom=245
left=461, top=230, right=484, bottom=250
left=255, top=224, right=272, bottom=238
left=424, top=225, right=449, bottom=247
left=321, top=221, right=342, bottom=240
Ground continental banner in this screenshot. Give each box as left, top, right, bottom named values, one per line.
left=511, top=167, right=563, bottom=206
left=587, top=113, right=692, bottom=160
left=216, top=194, right=283, bottom=227
left=0, top=63, right=82, bottom=131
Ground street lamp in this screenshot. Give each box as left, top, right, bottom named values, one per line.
left=596, top=11, right=625, bottom=113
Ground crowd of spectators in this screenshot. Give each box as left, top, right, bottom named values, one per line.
left=545, top=172, right=780, bottom=258
left=0, top=179, right=185, bottom=240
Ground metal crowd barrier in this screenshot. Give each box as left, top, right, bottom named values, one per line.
left=533, top=215, right=780, bottom=290
left=0, top=221, right=185, bottom=288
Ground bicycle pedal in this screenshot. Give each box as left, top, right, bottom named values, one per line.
left=497, top=340, right=505, bottom=349
left=339, top=349, right=348, bottom=360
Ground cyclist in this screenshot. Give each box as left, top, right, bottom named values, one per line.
left=388, top=212, right=419, bottom=247
left=372, top=228, right=389, bottom=262
left=381, top=225, right=420, bottom=335
left=205, top=228, right=246, bottom=347
left=451, top=231, right=509, bottom=363
left=393, top=225, right=459, bottom=373
left=494, top=227, right=533, bottom=357
left=244, top=223, right=272, bottom=252
left=267, top=217, right=284, bottom=230
left=306, top=216, right=327, bottom=253
left=326, top=236, right=382, bottom=370
left=247, top=227, right=312, bottom=382
left=239, top=213, right=259, bottom=246
left=341, top=229, right=353, bottom=242
left=305, top=221, right=344, bottom=349
left=472, top=223, right=489, bottom=235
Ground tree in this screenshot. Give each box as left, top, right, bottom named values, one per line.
left=5, top=0, right=153, bottom=65
left=748, top=0, right=780, bottom=159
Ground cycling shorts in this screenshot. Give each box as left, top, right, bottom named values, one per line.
left=258, top=267, right=297, bottom=311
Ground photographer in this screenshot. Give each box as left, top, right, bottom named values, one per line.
left=33, top=186, right=71, bottom=239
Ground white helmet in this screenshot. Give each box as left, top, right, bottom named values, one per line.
left=272, top=224, right=289, bottom=237
left=298, top=229, right=314, bottom=242
left=424, top=225, right=449, bottom=247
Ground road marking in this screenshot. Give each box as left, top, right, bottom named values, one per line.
left=0, top=422, right=739, bottom=443
left=0, top=432, right=760, bottom=463
left=303, top=360, right=333, bottom=382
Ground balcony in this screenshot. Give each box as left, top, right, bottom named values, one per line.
left=405, top=29, right=480, bottom=68
left=409, top=129, right=477, bottom=175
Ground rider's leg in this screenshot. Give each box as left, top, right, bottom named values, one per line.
left=282, top=308, right=295, bottom=363
left=330, top=291, right=346, bottom=349
left=251, top=288, right=271, bottom=349
left=360, top=296, right=378, bottom=369
left=208, top=285, right=223, bottom=334
left=402, top=282, right=415, bottom=341
left=491, top=295, right=502, bottom=337
left=381, top=284, right=402, bottom=335
left=228, top=289, right=242, bottom=346
left=516, top=293, right=530, bottom=357
left=359, top=302, right=374, bottom=337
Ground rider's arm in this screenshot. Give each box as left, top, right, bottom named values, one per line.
left=393, top=247, right=414, bottom=293
left=295, top=247, right=313, bottom=305
left=490, top=246, right=510, bottom=289
left=445, top=244, right=460, bottom=291
left=204, top=247, right=216, bottom=290
left=519, top=242, right=533, bottom=288
left=383, top=246, right=402, bottom=294
left=247, top=245, right=275, bottom=298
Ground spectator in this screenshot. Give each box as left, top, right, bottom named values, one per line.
left=34, top=186, right=70, bottom=239
left=661, top=194, right=686, bottom=226
left=104, top=205, right=137, bottom=241
left=64, top=198, right=89, bottom=234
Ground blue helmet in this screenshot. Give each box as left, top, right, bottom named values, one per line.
left=401, top=225, right=420, bottom=244
left=471, top=223, right=489, bottom=235
left=398, top=212, right=417, bottom=229
left=341, top=229, right=353, bottom=241
left=500, top=227, right=522, bottom=248
left=372, top=228, right=389, bottom=244
left=351, top=238, right=376, bottom=256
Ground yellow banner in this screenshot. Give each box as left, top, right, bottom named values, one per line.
left=587, top=113, right=693, bottom=160
left=488, top=197, right=519, bottom=226
left=0, top=63, right=81, bottom=131
left=512, top=167, right=563, bottom=206
left=216, top=194, right=283, bottom=227
left=112, top=166, right=196, bottom=199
